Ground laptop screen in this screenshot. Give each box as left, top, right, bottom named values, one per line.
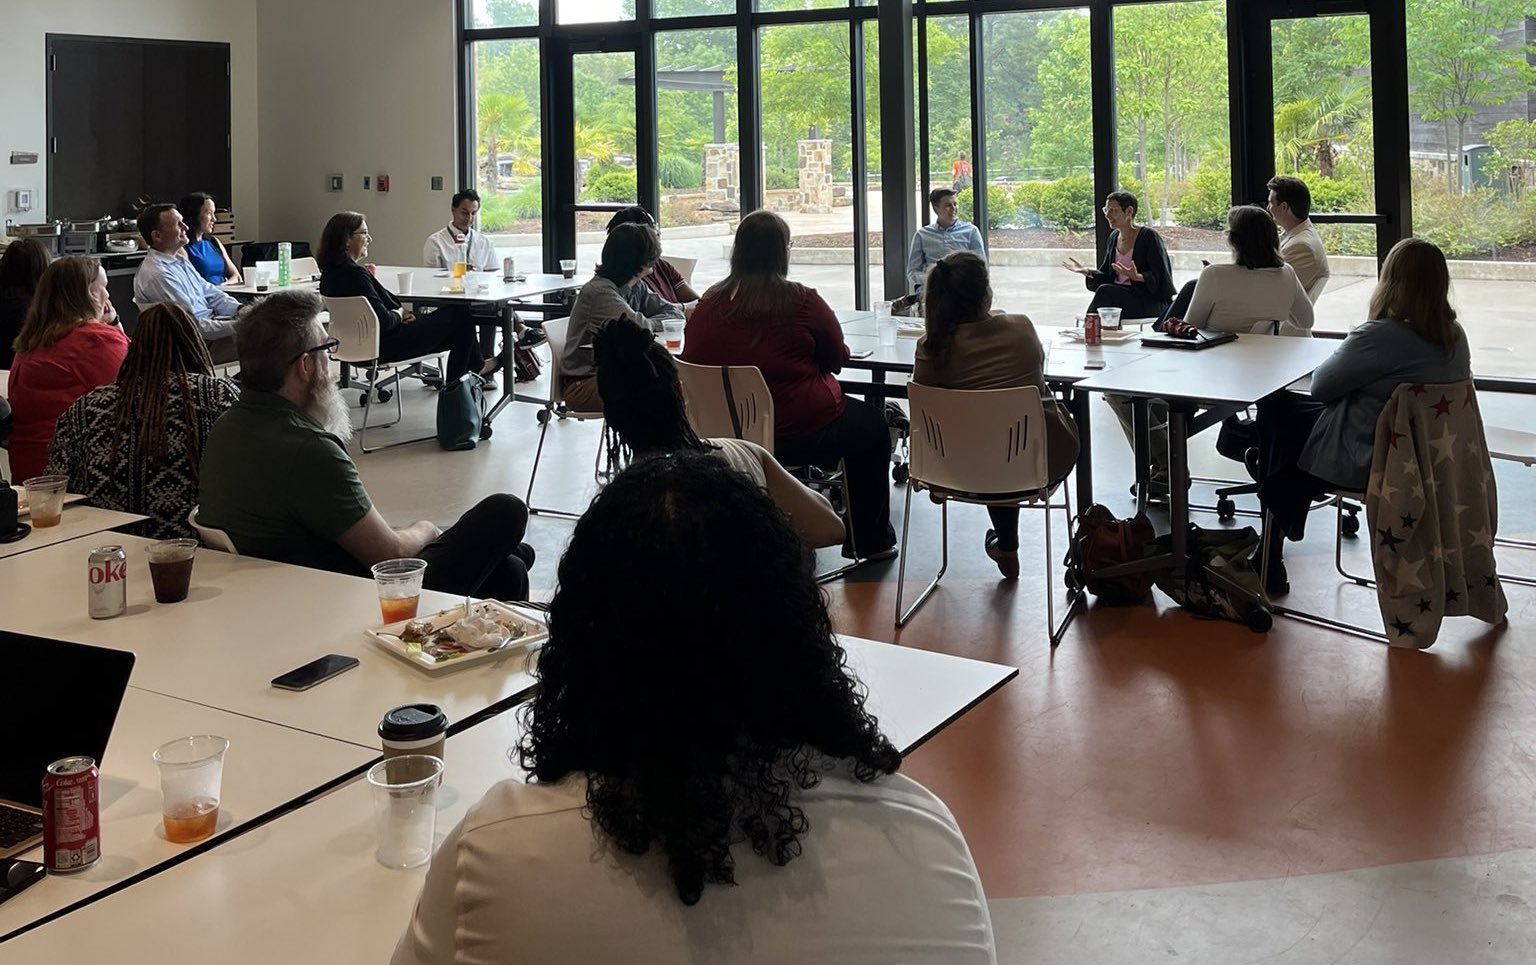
left=0, top=634, right=135, bottom=809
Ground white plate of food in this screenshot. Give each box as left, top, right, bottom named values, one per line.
left=366, top=600, right=548, bottom=673
left=11, top=486, right=88, bottom=520
left=1058, top=327, right=1141, bottom=344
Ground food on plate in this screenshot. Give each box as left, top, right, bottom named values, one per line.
left=380, top=602, right=538, bottom=665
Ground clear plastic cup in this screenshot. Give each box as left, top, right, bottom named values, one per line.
left=153, top=735, right=229, bottom=844
left=372, top=558, right=428, bottom=624
left=22, top=475, right=68, bottom=528
left=367, top=754, right=443, bottom=869
left=146, top=538, right=198, bottom=604
left=1098, top=306, right=1123, bottom=330
left=559, top=259, right=577, bottom=279
left=662, top=319, right=684, bottom=351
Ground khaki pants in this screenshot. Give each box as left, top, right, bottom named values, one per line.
left=561, top=374, right=603, bottom=414
left=1106, top=394, right=1169, bottom=477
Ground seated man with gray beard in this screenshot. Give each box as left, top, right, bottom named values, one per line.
left=197, top=290, right=534, bottom=599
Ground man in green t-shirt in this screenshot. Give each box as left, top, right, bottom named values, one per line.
left=198, top=290, right=533, bottom=600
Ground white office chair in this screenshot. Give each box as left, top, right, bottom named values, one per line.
left=675, top=359, right=775, bottom=449
left=662, top=255, right=698, bottom=288
left=322, top=295, right=444, bottom=453
left=673, top=358, right=878, bottom=584
left=896, top=383, right=1081, bottom=645
left=1478, top=424, right=1536, bottom=587
left=525, top=317, right=610, bottom=519
left=187, top=506, right=239, bottom=554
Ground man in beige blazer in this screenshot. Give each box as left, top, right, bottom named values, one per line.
left=1267, top=176, right=1331, bottom=301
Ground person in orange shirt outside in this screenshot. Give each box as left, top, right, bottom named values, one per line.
left=951, top=151, right=973, bottom=191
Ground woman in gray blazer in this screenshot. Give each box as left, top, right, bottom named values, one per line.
left=1252, top=239, right=1471, bottom=594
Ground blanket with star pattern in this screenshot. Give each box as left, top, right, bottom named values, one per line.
left=1365, top=381, right=1507, bottom=648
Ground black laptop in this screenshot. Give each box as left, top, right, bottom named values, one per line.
left=0, top=634, right=135, bottom=861
left=1139, top=329, right=1238, bottom=350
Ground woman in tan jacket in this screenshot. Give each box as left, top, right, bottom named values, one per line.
left=913, top=251, right=1079, bottom=579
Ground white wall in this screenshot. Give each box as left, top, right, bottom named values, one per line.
left=257, top=0, right=459, bottom=265
left=0, top=0, right=260, bottom=235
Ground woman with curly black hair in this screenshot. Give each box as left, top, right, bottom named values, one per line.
left=392, top=454, right=995, bottom=965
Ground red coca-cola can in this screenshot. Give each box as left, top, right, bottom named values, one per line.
left=1084, top=312, right=1102, bottom=346
left=88, top=545, right=127, bottom=619
left=43, top=756, right=101, bottom=874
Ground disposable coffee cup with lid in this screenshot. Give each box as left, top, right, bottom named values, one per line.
left=379, top=703, right=449, bottom=762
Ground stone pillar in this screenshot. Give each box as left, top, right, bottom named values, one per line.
left=797, top=138, right=833, bottom=213
left=703, top=143, right=739, bottom=207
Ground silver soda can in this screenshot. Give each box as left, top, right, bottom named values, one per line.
left=503, top=256, right=516, bottom=282
left=88, top=545, right=128, bottom=619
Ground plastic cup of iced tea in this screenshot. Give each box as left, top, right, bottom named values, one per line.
left=153, top=735, right=228, bottom=844
left=372, top=558, right=428, bottom=624
left=22, top=475, right=68, bottom=528
left=147, top=538, right=198, bottom=604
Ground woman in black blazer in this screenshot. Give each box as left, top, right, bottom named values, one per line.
left=316, top=212, right=490, bottom=382
left=1061, top=191, right=1176, bottom=319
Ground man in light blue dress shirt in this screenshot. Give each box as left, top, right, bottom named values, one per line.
left=134, top=203, right=241, bottom=362
left=906, top=187, right=987, bottom=293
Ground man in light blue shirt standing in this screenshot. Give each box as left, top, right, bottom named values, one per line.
left=906, top=187, right=986, bottom=293
left=134, top=202, right=241, bottom=362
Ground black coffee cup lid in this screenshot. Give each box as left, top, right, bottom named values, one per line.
left=379, top=703, right=448, bottom=742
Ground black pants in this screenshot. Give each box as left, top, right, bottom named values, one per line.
left=1086, top=284, right=1168, bottom=319
left=419, top=493, right=533, bottom=601
left=988, top=508, right=1020, bottom=551
left=380, top=305, right=483, bottom=382
left=1158, top=279, right=1199, bottom=329
left=1255, top=390, right=1343, bottom=545
left=776, top=397, right=896, bottom=557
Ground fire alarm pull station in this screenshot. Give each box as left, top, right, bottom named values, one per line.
left=378, top=174, right=390, bottom=193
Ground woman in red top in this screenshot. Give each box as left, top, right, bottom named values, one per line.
left=7, top=256, right=130, bottom=481
left=683, top=211, right=895, bottom=558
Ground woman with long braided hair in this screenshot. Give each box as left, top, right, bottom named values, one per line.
left=46, top=303, right=239, bottom=538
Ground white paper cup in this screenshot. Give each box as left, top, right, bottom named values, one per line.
left=397, top=272, right=414, bottom=296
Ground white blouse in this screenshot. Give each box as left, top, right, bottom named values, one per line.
left=391, top=769, right=996, bottom=965
left=1185, top=262, right=1314, bottom=336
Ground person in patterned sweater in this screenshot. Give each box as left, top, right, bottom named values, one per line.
left=46, top=303, right=239, bottom=539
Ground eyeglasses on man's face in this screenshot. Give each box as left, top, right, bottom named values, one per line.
left=290, top=337, right=341, bottom=366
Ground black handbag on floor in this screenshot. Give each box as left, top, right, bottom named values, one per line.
left=437, top=373, right=488, bottom=451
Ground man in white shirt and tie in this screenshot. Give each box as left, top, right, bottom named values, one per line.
left=1266, top=176, right=1331, bottom=301
left=423, top=188, right=505, bottom=377
left=423, top=188, right=500, bottom=272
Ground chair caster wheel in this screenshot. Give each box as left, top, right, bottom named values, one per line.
left=377, top=388, right=392, bottom=404
left=892, top=464, right=909, bottom=485
left=358, top=392, right=369, bottom=407
left=1245, top=608, right=1273, bottom=633
left=479, top=424, right=494, bottom=441
left=1341, top=513, right=1360, bottom=538
left=1216, top=497, right=1236, bottom=521
left=536, top=408, right=551, bottom=425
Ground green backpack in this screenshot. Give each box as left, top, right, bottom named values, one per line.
left=1150, top=524, right=1272, bottom=632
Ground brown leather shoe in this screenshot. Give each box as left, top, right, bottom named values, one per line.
left=985, top=530, right=1020, bottom=580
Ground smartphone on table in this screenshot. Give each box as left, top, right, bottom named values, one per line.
left=271, top=654, right=360, bottom=692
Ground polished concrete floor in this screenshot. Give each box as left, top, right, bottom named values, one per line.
left=352, top=358, right=1536, bottom=964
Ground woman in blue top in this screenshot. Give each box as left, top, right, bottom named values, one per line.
left=1253, top=238, right=1471, bottom=593
left=177, top=193, right=242, bottom=286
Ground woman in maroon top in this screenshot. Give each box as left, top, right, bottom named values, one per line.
left=683, top=211, right=896, bottom=558
left=605, top=207, right=700, bottom=306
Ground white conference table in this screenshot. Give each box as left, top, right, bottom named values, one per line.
left=0, top=687, right=373, bottom=940
left=0, top=636, right=1015, bottom=961
left=0, top=503, right=144, bottom=560
left=0, top=534, right=541, bottom=750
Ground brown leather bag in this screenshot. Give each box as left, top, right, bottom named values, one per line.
left=1066, top=503, right=1156, bottom=606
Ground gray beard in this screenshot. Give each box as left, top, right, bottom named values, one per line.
left=307, top=374, right=355, bottom=442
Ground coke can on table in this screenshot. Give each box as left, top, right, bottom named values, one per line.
left=43, top=757, right=101, bottom=874
left=1084, top=311, right=1102, bottom=346
left=503, top=256, right=516, bottom=282
left=88, top=545, right=127, bottom=620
